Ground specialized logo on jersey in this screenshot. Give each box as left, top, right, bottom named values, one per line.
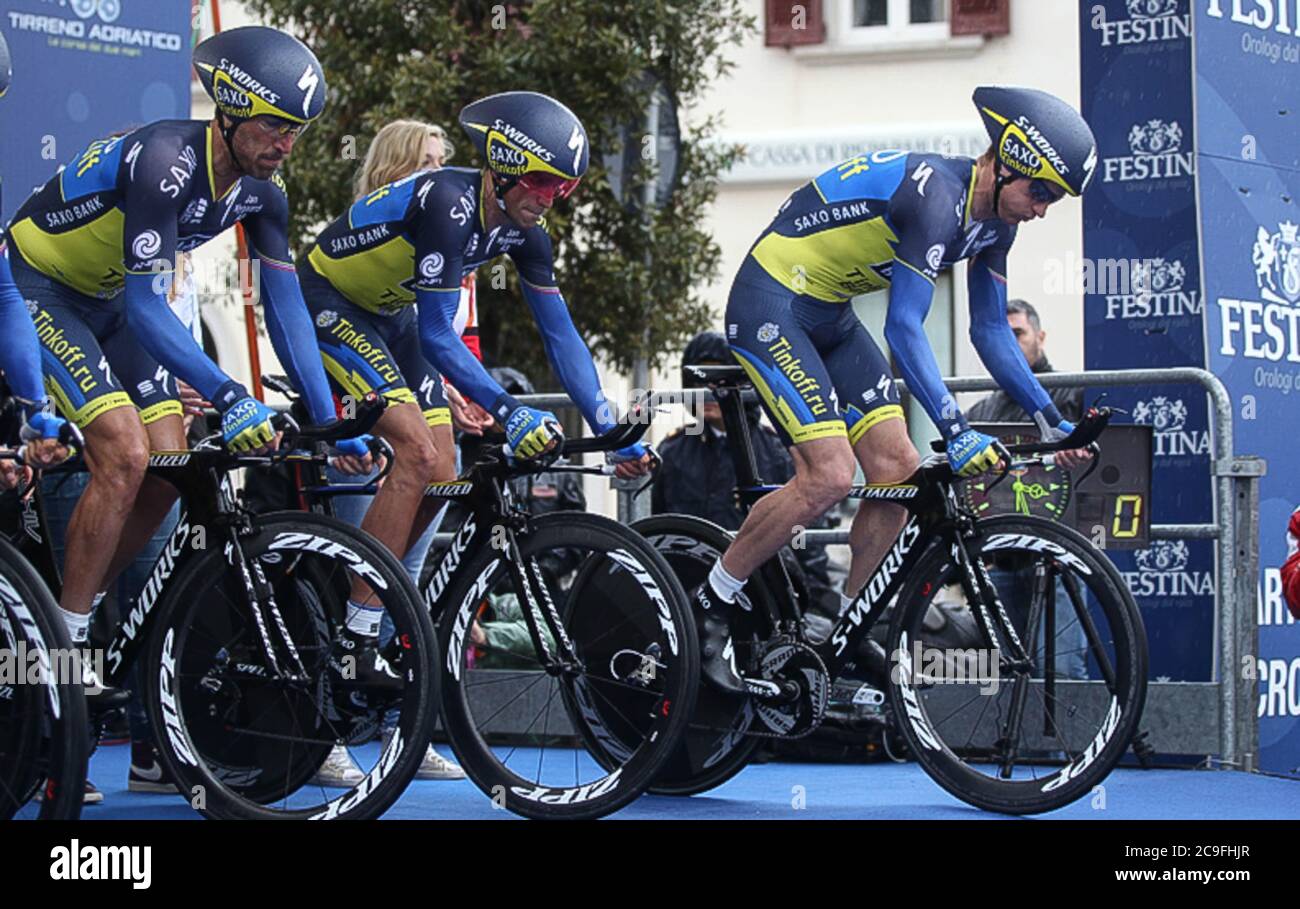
left=132, top=230, right=162, bottom=261
left=419, top=253, right=445, bottom=282
left=1121, top=539, right=1213, bottom=601
left=756, top=322, right=779, bottom=343
left=316, top=310, right=338, bottom=328
left=1132, top=395, right=1209, bottom=457
left=1101, top=119, right=1194, bottom=183
left=1105, top=257, right=1200, bottom=321
left=1094, top=0, right=1189, bottom=47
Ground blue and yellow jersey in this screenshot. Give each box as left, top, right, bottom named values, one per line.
left=743, top=151, right=1015, bottom=303
left=5, top=120, right=293, bottom=300
left=305, top=166, right=557, bottom=315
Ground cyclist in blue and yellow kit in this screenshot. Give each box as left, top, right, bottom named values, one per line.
left=297, top=91, right=650, bottom=641
left=696, top=87, right=1100, bottom=694
left=3, top=27, right=353, bottom=694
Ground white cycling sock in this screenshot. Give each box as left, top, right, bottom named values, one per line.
left=707, top=561, right=745, bottom=604
left=345, top=600, right=384, bottom=637
left=59, top=606, right=91, bottom=644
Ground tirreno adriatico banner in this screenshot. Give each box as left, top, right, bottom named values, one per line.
left=0, top=0, right=192, bottom=225
left=1195, top=1, right=1300, bottom=773
left=1080, top=1, right=1217, bottom=691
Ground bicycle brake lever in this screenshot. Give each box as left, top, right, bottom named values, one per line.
left=1073, top=441, right=1103, bottom=485
left=370, top=436, right=396, bottom=484
left=982, top=440, right=1014, bottom=493
left=632, top=443, right=662, bottom=498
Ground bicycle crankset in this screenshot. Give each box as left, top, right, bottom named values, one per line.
left=747, top=638, right=830, bottom=739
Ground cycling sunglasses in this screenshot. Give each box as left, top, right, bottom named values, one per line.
left=517, top=171, right=581, bottom=203
left=1028, top=178, right=1066, bottom=205
left=249, top=114, right=309, bottom=140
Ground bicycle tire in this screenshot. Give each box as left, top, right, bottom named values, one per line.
left=630, top=514, right=773, bottom=796
left=0, top=535, right=88, bottom=820
left=436, top=512, right=697, bottom=820
left=140, top=511, right=438, bottom=820
left=886, top=515, right=1147, bottom=814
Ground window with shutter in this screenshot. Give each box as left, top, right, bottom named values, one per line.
left=765, top=0, right=826, bottom=47
left=950, top=0, right=1010, bottom=36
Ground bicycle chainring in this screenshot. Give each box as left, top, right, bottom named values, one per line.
left=750, top=638, right=829, bottom=739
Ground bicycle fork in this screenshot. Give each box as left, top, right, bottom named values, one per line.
left=220, top=525, right=310, bottom=684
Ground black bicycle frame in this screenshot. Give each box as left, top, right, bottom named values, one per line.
left=696, top=366, right=1012, bottom=683
left=293, top=430, right=646, bottom=674
left=1, top=450, right=348, bottom=690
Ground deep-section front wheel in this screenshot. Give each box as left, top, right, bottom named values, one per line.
left=436, top=512, right=697, bottom=819
left=886, top=515, right=1147, bottom=814
left=0, top=535, right=88, bottom=820
left=142, top=512, right=438, bottom=819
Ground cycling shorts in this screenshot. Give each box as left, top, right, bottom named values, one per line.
left=725, top=258, right=904, bottom=449
left=300, top=263, right=450, bottom=427
left=9, top=251, right=181, bottom=429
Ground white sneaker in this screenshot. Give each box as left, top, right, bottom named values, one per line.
left=380, top=730, right=465, bottom=780
left=310, top=745, right=365, bottom=788
left=415, top=747, right=465, bottom=781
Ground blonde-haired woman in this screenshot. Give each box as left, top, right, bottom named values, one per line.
left=312, top=119, right=484, bottom=787
left=354, top=120, right=455, bottom=198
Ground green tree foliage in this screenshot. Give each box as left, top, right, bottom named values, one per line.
left=244, top=0, right=753, bottom=388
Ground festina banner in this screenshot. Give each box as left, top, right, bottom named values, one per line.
left=1080, top=0, right=1216, bottom=686
left=0, top=0, right=193, bottom=224
left=1195, top=1, right=1300, bottom=774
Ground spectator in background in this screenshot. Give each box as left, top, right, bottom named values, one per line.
left=967, top=298, right=1082, bottom=425
left=967, top=298, right=1087, bottom=680
left=312, top=119, right=485, bottom=787
left=652, top=331, right=839, bottom=623
left=1282, top=508, right=1300, bottom=620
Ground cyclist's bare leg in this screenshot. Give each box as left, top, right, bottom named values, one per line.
left=351, top=402, right=455, bottom=602
left=58, top=406, right=153, bottom=615
left=719, top=435, right=856, bottom=581
left=91, top=414, right=186, bottom=593
left=401, top=422, right=455, bottom=556
left=844, top=417, right=920, bottom=596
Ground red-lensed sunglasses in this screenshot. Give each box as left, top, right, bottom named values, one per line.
left=517, top=171, right=581, bottom=202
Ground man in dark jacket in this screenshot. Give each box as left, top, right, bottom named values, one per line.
left=967, top=299, right=1083, bottom=424
left=652, top=331, right=839, bottom=616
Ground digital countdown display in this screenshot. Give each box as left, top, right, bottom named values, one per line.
left=962, top=423, right=1152, bottom=549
